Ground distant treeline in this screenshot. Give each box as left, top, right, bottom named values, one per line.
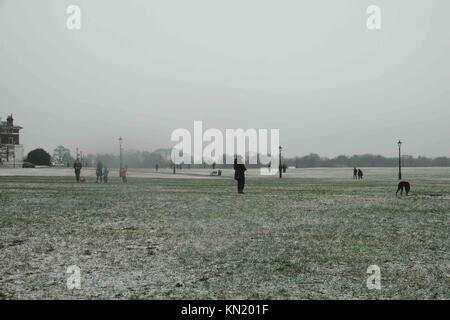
left=77, top=151, right=450, bottom=168
left=283, top=153, right=450, bottom=168
left=82, top=150, right=167, bottom=168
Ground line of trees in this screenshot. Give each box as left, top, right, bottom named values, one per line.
left=283, top=153, right=450, bottom=168
left=25, top=146, right=450, bottom=168
left=83, top=150, right=167, bottom=168
left=85, top=152, right=450, bottom=168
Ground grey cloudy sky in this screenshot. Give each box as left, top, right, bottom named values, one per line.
left=1, top=0, right=449, bottom=157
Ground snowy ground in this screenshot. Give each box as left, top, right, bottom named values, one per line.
left=0, top=168, right=449, bottom=299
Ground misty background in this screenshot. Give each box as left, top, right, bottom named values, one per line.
left=1, top=0, right=449, bottom=158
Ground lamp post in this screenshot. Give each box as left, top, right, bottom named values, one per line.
left=398, top=140, right=402, bottom=180
left=119, top=136, right=123, bottom=174
left=279, top=145, right=282, bottom=179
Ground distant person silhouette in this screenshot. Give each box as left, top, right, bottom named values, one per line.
left=234, top=155, right=247, bottom=194
left=73, top=158, right=82, bottom=183
left=96, top=161, right=103, bottom=183
left=353, top=167, right=358, bottom=179
left=155, top=164, right=159, bottom=172
left=121, top=166, right=128, bottom=183
left=358, top=169, right=363, bottom=180
left=102, top=167, right=109, bottom=183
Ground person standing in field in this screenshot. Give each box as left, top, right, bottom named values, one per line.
left=73, top=158, right=82, bottom=183
left=155, top=164, right=159, bottom=172
left=234, top=155, right=247, bottom=194
left=96, top=161, right=103, bottom=183
left=102, top=167, right=109, bottom=183
left=353, top=167, right=358, bottom=179
left=121, top=165, right=128, bottom=183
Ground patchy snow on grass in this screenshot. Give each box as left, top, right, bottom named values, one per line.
left=0, top=168, right=449, bottom=299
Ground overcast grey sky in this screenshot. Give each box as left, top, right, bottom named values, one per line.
left=1, top=0, right=449, bottom=157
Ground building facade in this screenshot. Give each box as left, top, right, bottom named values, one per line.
left=0, top=114, right=24, bottom=168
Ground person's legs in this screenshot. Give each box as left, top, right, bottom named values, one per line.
left=238, top=180, right=245, bottom=193
left=75, top=170, right=80, bottom=182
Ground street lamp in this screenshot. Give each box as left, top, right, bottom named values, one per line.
left=119, top=136, right=123, bottom=174
left=279, top=145, right=283, bottom=179
left=398, top=140, right=402, bottom=180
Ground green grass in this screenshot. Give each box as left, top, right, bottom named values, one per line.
left=0, top=169, right=449, bottom=299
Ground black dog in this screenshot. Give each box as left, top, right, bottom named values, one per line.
left=396, top=181, right=410, bottom=196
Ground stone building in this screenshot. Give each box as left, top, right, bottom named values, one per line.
left=0, top=114, right=24, bottom=168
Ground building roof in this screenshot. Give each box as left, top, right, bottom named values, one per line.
left=0, top=122, right=23, bottom=130
left=0, top=115, right=23, bottom=130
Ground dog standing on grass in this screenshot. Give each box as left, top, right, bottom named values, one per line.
left=396, top=181, right=411, bottom=196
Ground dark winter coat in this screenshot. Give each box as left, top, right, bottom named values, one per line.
left=73, top=160, right=82, bottom=171
left=234, top=158, right=247, bottom=182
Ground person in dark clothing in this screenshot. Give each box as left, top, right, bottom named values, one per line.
left=73, top=158, right=82, bottom=183
left=96, top=161, right=103, bottom=183
left=155, top=164, right=159, bottom=172
left=353, top=167, right=358, bottom=179
left=358, top=169, right=363, bottom=180
left=234, top=155, right=247, bottom=194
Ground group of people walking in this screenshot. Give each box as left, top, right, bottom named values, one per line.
left=353, top=167, right=364, bottom=180
left=72, top=159, right=127, bottom=183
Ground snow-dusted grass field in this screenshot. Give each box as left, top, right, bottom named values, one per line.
left=0, top=168, right=449, bottom=299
